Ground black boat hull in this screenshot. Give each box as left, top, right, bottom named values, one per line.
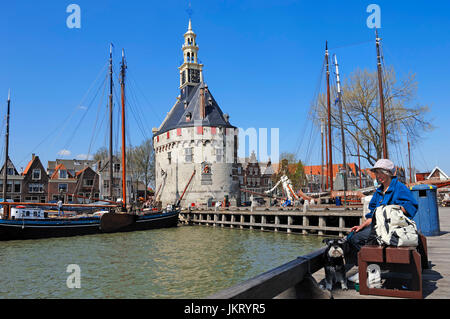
left=0, top=211, right=179, bottom=241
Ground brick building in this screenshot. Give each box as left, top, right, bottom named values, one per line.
left=21, top=154, right=49, bottom=203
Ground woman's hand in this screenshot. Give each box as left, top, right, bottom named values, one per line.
left=350, top=225, right=363, bottom=233
left=349, top=218, right=372, bottom=233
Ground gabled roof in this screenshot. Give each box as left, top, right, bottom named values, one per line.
left=50, top=163, right=75, bottom=179
left=155, top=82, right=235, bottom=136
left=23, top=157, right=36, bottom=176
left=48, top=159, right=95, bottom=171
left=0, top=157, right=20, bottom=176
left=427, top=166, right=449, bottom=180
left=75, top=166, right=97, bottom=177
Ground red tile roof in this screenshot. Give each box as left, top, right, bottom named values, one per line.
left=50, top=163, right=74, bottom=179
left=22, top=157, right=36, bottom=175
left=272, top=162, right=367, bottom=179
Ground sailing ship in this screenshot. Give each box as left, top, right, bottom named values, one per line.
left=0, top=47, right=180, bottom=240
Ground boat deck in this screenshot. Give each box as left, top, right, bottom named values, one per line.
left=312, top=206, right=450, bottom=299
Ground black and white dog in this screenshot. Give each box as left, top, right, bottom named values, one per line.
left=321, top=238, right=348, bottom=291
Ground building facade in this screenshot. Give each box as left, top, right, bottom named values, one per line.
left=21, top=154, right=49, bottom=203
left=153, top=20, right=240, bottom=207
left=238, top=152, right=274, bottom=203
left=0, top=157, right=23, bottom=202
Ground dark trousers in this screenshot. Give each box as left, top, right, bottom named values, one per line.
left=345, top=224, right=373, bottom=266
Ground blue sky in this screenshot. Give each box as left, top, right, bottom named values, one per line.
left=1, top=0, right=449, bottom=175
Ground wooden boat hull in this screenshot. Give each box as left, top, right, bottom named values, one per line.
left=0, top=210, right=179, bottom=241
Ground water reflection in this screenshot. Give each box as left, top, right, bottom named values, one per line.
left=0, top=226, right=324, bottom=298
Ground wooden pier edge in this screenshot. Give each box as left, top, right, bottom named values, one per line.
left=180, top=206, right=364, bottom=237
left=207, top=247, right=327, bottom=299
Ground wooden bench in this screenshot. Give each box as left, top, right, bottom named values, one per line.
left=358, top=234, right=428, bottom=299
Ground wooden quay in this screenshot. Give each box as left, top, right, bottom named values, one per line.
left=179, top=204, right=364, bottom=237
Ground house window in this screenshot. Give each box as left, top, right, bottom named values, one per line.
left=114, top=163, right=120, bottom=173
left=14, top=181, right=21, bottom=193
left=59, top=170, right=67, bottom=179
left=168, top=152, right=172, bottom=164
left=184, top=147, right=193, bottom=163
left=0, top=181, right=12, bottom=193
left=29, top=183, right=44, bottom=193
left=32, top=169, right=41, bottom=180
left=84, top=179, right=94, bottom=187
left=7, top=168, right=14, bottom=175
left=25, top=196, right=37, bottom=202
left=58, top=183, right=68, bottom=193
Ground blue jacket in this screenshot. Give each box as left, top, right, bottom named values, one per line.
left=367, top=176, right=418, bottom=219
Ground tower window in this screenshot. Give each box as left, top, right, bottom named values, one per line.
left=184, top=148, right=193, bottom=163
left=215, top=147, right=223, bottom=163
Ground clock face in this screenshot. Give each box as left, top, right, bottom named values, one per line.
left=189, top=69, right=200, bottom=83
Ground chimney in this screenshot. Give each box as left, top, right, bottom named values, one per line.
left=32, top=153, right=36, bottom=161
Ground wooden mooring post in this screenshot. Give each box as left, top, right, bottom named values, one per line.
left=179, top=205, right=364, bottom=237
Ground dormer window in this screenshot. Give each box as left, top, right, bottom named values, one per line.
left=186, top=112, right=192, bottom=122
left=32, top=169, right=41, bottom=180
left=59, top=170, right=67, bottom=179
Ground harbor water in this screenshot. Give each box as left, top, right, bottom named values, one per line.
left=0, top=225, right=324, bottom=298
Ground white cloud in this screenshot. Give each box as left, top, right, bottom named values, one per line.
left=58, top=149, right=71, bottom=156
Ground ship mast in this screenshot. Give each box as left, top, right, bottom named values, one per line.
left=108, top=44, right=114, bottom=201
left=2, top=90, right=11, bottom=219
left=376, top=29, right=388, bottom=159
left=334, top=54, right=347, bottom=204
left=120, top=49, right=127, bottom=209
left=325, top=41, right=333, bottom=191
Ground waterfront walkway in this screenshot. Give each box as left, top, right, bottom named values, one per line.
left=312, top=206, right=450, bottom=299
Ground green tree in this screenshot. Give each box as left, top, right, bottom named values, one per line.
left=272, top=153, right=307, bottom=192
left=128, top=138, right=155, bottom=199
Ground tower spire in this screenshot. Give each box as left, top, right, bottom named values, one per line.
left=179, top=19, right=203, bottom=97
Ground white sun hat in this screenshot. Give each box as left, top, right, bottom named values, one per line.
left=370, top=159, right=395, bottom=175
